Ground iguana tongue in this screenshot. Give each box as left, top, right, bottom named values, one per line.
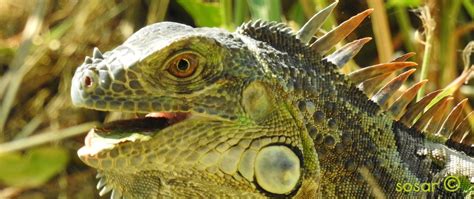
left=145, top=112, right=189, bottom=125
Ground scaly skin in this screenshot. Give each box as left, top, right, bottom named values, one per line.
left=71, top=19, right=473, bottom=198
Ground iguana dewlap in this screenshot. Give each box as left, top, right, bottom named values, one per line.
left=71, top=2, right=473, bottom=198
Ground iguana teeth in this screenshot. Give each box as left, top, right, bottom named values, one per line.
left=438, top=99, right=468, bottom=137
left=400, top=90, right=443, bottom=126
left=310, top=8, right=373, bottom=53
left=413, top=97, right=453, bottom=133
left=96, top=172, right=103, bottom=179
left=349, top=61, right=417, bottom=84
left=97, top=177, right=107, bottom=189
left=391, top=52, right=416, bottom=62
left=371, top=69, right=416, bottom=108
left=78, top=129, right=152, bottom=157
left=358, top=73, right=391, bottom=97
left=93, top=47, right=104, bottom=59
left=296, top=0, right=338, bottom=43
left=389, top=80, right=428, bottom=119
left=325, top=37, right=372, bottom=68
left=99, top=185, right=113, bottom=196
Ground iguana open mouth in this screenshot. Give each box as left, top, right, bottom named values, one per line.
left=96, top=112, right=191, bottom=134
left=78, top=112, right=191, bottom=157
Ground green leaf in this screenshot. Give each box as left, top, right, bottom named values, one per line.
left=387, top=0, right=422, bottom=8
left=220, top=0, right=234, bottom=30
left=176, top=0, right=222, bottom=27
left=234, top=0, right=249, bottom=27
left=0, top=47, right=16, bottom=65
left=288, top=2, right=305, bottom=28
left=463, top=0, right=474, bottom=19
left=247, top=0, right=281, bottom=21
left=0, top=146, right=69, bottom=187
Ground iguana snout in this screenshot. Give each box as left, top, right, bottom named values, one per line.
left=70, top=22, right=230, bottom=115
left=70, top=45, right=145, bottom=111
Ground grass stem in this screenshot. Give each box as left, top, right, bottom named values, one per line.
left=416, top=6, right=435, bottom=101
left=220, top=0, right=233, bottom=29
left=0, top=122, right=99, bottom=154
left=367, top=0, right=393, bottom=63
left=0, top=0, right=48, bottom=140
left=394, top=6, right=416, bottom=54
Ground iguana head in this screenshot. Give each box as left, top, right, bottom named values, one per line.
left=71, top=21, right=319, bottom=198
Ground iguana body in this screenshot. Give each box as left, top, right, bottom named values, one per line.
left=71, top=3, right=473, bottom=198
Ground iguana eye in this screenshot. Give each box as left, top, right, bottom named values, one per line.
left=167, top=53, right=199, bottom=78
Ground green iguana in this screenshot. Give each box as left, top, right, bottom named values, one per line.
left=71, top=1, right=474, bottom=198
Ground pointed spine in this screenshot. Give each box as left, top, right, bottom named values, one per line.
left=358, top=73, right=391, bottom=97
left=424, top=97, right=452, bottom=135
left=399, top=90, right=442, bottom=126
left=325, top=37, right=372, bottom=67
left=310, top=9, right=373, bottom=53
left=451, top=112, right=473, bottom=143
left=349, top=62, right=417, bottom=84
left=391, top=52, right=416, bottom=62
left=461, top=131, right=473, bottom=145
left=296, top=0, right=338, bottom=43
left=389, top=80, right=428, bottom=119
left=84, top=56, right=93, bottom=64
left=437, top=99, right=468, bottom=137
left=99, top=185, right=113, bottom=196
left=371, top=69, right=416, bottom=108
left=111, top=189, right=122, bottom=199
left=412, top=97, right=453, bottom=133
left=93, top=47, right=104, bottom=59
left=96, top=177, right=107, bottom=189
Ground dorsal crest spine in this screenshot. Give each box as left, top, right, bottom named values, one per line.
left=237, top=20, right=308, bottom=55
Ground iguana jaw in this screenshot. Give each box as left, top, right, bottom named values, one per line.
left=77, top=111, right=192, bottom=169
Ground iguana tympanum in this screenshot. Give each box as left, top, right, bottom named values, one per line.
left=71, top=1, right=474, bottom=198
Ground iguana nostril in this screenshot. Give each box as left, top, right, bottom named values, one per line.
left=81, top=70, right=99, bottom=90
left=84, top=76, right=93, bottom=88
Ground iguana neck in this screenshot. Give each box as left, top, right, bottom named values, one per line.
left=241, top=36, right=439, bottom=196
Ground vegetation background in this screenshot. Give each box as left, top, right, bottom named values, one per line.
left=0, top=0, right=472, bottom=198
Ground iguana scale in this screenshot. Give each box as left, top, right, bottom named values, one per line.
left=71, top=2, right=474, bottom=198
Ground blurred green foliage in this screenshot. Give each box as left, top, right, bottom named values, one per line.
left=0, top=147, right=68, bottom=187
left=247, top=0, right=282, bottom=22
left=177, top=0, right=222, bottom=27
left=387, top=0, right=422, bottom=8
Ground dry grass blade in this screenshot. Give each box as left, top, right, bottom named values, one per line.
left=146, top=0, right=170, bottom=25
left=366, top=0, right=393, bottom=63
left=426, top=42, right=474, bottom=112
left=415, top=5, right=435, bottom=101
left=0, top=122, right=99, bottom=154
left=0, top=0, right=48, bottom=139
